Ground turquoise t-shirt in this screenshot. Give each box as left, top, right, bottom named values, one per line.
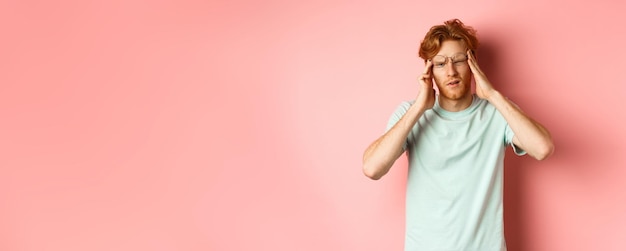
left=386, top=95, right=525, bottom=251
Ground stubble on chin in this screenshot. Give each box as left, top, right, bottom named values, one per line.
left=438, top=85, right=471, bottom=101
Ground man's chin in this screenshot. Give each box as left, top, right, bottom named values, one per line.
left=439, top=90, right=471, bottom=101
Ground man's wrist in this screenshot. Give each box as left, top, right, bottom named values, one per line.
left=405, top=102, right=429, bottom=122
left=485, top=90, right=503, bottom=103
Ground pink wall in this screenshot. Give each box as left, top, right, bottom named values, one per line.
left=2, top=0, right=625, bottom=250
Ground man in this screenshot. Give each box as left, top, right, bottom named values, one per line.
left=362, top=19, right=554, bottom=250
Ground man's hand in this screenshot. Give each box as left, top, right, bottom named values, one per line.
left=467, top=50, right=497, bottom=100
left=416, top=60, right=435, bottom=110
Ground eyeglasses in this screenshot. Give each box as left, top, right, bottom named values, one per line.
left=431, top=53, right=468, bottom=69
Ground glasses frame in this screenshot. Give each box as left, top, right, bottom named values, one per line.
left=431, top=53, right=469, bottom=69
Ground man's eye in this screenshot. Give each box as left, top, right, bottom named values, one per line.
left=434, top=63, right=446, bottom=67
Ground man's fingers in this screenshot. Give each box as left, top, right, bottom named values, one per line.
left=418, top=60, right=433, bottom=83
left=423, top=60, right=433, bottom=75
left=466, top=50, right=480, bottom=74
left=467, top=49, right=476, bottom=61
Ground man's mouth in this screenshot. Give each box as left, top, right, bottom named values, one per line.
left=447, top=80, right=461, bottom=86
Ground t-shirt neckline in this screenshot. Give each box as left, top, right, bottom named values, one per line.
left=432, top=94, right=480, bottom=120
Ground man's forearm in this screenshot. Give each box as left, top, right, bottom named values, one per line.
left=487, top=91, right=554, bottom=160
left=363, top=103, right=427, bottom=180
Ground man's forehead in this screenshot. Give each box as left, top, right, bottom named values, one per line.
left=436, top=40, right=467, bottom=56
left=435, top=51, right=467, bottom=57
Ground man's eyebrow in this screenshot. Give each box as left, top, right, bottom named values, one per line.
left=435, top=52, right=466, bottom=56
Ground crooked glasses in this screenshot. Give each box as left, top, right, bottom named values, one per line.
left=431, top=53, right=468, bottom=69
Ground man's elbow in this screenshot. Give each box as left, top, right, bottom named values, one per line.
left=533, top=141, right=555, bottom=161
left=362, top=163, right=386, bottom=180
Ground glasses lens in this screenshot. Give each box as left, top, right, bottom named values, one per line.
left=432, top=55, right=446, bottom=67
left=452, top=54, right=468, bottom=63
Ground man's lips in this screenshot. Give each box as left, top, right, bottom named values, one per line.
left=446, top=80, right=461, bottom=86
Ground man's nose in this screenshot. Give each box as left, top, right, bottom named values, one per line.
left=445, top=61, right=458, bottom=76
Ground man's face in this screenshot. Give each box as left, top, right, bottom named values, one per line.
left=431, top=40, right=472, bottom=101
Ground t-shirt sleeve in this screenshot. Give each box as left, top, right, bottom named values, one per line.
left=385, top=101, right=413, bottom=151
left=505, top=123, right=526, bottom=156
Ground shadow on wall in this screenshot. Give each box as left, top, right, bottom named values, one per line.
left=503, top=151, right=526, bottom=251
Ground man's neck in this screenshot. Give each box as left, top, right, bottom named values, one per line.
left=438, top=94, right=474, bottom=112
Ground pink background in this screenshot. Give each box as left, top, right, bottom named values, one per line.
left=2, top=0, right=625, bottom=250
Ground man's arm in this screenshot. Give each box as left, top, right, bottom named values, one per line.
left=487, top=92, right=554, bottom=159
left=363, top=102, right=427, bottom=180
left=467, top=50, right=554, bottom=160
left=363, top=61, right=435, bottom=180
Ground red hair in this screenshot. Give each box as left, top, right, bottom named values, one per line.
left=418, top=19, right=479, bottom=62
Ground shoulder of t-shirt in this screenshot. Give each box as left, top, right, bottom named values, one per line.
left=402, top=100, right=415, bottom=107
left=393, top=100, right=415, bottom=114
